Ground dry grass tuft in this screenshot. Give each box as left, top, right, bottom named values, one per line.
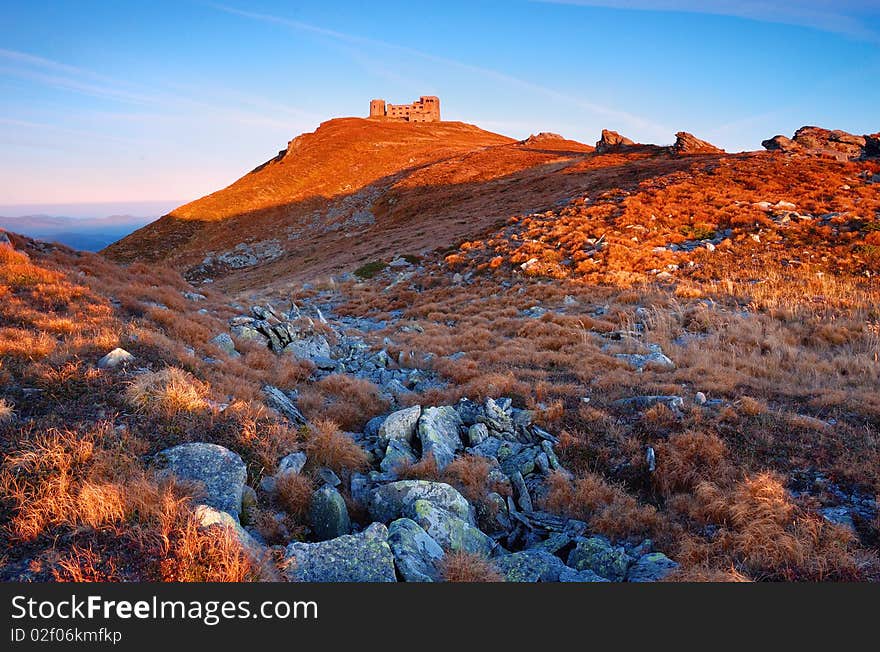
left=439, top=551, right=504, bottom=582
left=274, top=471, right=313, bottom=519
left=125, top=368, right=210, bottom=416
left=302, top=419, right=370, bottom=475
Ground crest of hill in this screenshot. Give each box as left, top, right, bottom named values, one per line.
left=104, top=118, right=599, bottom=284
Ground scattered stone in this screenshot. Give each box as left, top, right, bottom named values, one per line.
left=558, top=567, right=610, bottom=582
left=494, top=550, right=566, bottom=582
left=412, top=499, right=494, bottom=556
left=316, top=467, right=342, bottom=488
left=309, top=485, right=351, bottom=540
left=388, top=518, right=445, bottom=582
left=626, top=552, right=679, bottom=582
left=369, top=480, right=472, bottom=524
left=278, top=451, right=307, bottom=475
left=377, top=405, right=421, bottom=448
left=262, top=385, right=307, bottom=426
left=614, top=344, right=675, bottom=371
left=97, top=348, right=134, bottom=369
left=695, top=391, right=707, bottom=405
left=210, top=333, right=240, bottom=357
left=467, top=423, right=489, bottom=446
left=380, top=439, right=418, bottom=476
left=284, top=522, right=396, bottom=582
left=156, top=443, right=247, bottom=519
left=418, top=406, right=464, bottom=470
left=567, top=536, right=633, bottom=582
left=613, top=395, right=684, bottom=411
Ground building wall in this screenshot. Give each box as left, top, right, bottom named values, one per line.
left=369, top=96, right=440, bottom=122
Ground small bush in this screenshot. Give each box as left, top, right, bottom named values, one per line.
left=354, top=260, right=387, bottom=279
left=125, top=368, right=209, bottom=416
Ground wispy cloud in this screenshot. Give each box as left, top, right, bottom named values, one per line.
left=534, top=1, right=880, bottom=42
left=210, top=3, right=669, bottom=136
left=0, top=48, right=315, bottom=130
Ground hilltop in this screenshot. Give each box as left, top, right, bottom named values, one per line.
left=3, top=116, right=880, bottom=583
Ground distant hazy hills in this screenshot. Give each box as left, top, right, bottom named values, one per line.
left=0, top=214, right=155, bottom=251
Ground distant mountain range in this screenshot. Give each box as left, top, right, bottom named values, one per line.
left=0, top=214, right=156, bottom=251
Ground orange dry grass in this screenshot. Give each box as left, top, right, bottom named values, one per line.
left=274, top=471, right=313, bottom=518
left=302, top=419, right=370, bottom=475
left=543, top=470, right=662, bottom=540
left=125, top=368, right=210, bottom=416
left=439, top=551, right=504, bottom=582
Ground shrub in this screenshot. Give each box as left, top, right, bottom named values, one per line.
left=302, top=419, right=369, bottom=475
left=354, top=260, right=387, bottom=279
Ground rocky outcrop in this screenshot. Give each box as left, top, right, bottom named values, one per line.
left=595, top=129, right=635, bottom=153
left=671, top=131, right=724, bottom=155
left=387, top=518, right=444, bottom=582
left=762, top=126, right=877, bottom=160
left=156, top=443, right=247, bottom=519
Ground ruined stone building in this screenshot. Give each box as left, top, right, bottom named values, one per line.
left=369, top=96, right=440, bottom=122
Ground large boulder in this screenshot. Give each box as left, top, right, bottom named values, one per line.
left=369, top=480, right=473, bottom=524
left=156, top=443, right=246, bottom=519
left=284, top=523, right=396, bottom=582
left=309, top=485, right=351, bottom=540
left=865, top=133, right=880, bottom=159
left=417, top=406, right=463, bottom=470
left=377, top=405, right=422, bottom=448
left=412, top=499, right=494, bottom=556
left=567, top=536, right=633, bottom=582
left=494, top=550, right=566, bottom=582
left=388, top=518, right=445, bottom=582
left=626, top=552, right=679, bottom=582
left=671, top=131, right=724, bottom=155
left=595, top=129, right=635, bottom=153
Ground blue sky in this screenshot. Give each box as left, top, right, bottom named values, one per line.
left=1, top=0, right=878, bottom=211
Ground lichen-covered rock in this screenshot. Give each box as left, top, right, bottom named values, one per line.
left=97, top=348, right=134, bottom=369
left=262, top=385, right=307, bottom=426
left=278, top=451, right=307, bottom=475
left=284, top=522, right=396, bottom=582
left=388, top=518, right=444, bottom=582
left=369, top=480, right=473, bottom=524
left=558, top=566, right=610, bottom=582
left=467, top=423, right=489, bottom=446
left=193, top=505, right=275, bottom=577
left=377, top=405, right=421, bottom=448
left=379, top=439, right=417, bottom=476
left=412, top=499, right=494, bottom=556
left=309, top=485, right=351, bottom=540
left=156, top=443, right=246, bottom=519
left=567, top=536, right=633, bottom=582
left=417, top=406, right=463, bottom=470
left=209, top=333, right=240, bottom=357
left=500, top=447, right=539, bottom=477
left=626, top=552, right=679, bottom=582
left=478, top=397, right=514, bottom=435
left=494, top=550, right=566, bottom=582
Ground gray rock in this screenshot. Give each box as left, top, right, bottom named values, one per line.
left=412, top=499, right=494, bottom=556
left=283, top=336, right=332, bottom=363
left=614, top=344, right=675, bottom=371
left=626, top=552, right=679, bottom=582
left=97, top=348, right=134, bottom=369
left=501, top=447, right=538, bottom=477
left=230, top=324, right=266, bottom=344
left=821, top=506, right=856, bottom=531
left=418, top=406, right=463, bottom=470
left=284, top=522, right=396, bottom=582
left=193, top=505, right=274, bottom=577
left=494, top=550, right=566, bottom=582
left=388, top=518, right=444, bottom=582
left=309, top=485, right=351, bottom=540
left=380, top=439, right=417, bottom=476
left=567, top=536, right=633, bottom=582
left=613, top=395, right=684, bottom=411
left=377, top=405, right=422, bottom=448
left=262, top=385, right=307, bottom=427
left=558, top=567, right=610, bottom=582
left=467, top=423, right=489, bottom=446
left=209, top=333, right=240, bottom=357
left=316, top=467, right=342, bottom=488
left=156, top=443, right=247, bottom=519
left=278, top=451, right=307, bottom=475
left=369, top=480, right=472, bottom=524
left=509, top=471, right=534, bottom=512
left=455, top=399, right=481, bottom=425
left=478, top=397, right=514, bottom=434
left=364, top=415, right=385, bottom=439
